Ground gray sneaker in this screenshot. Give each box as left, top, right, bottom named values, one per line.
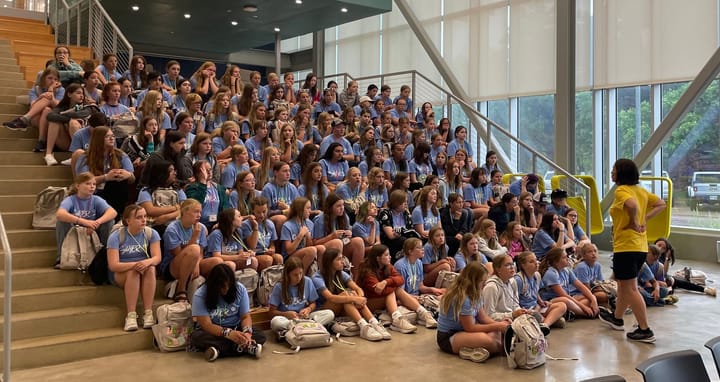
left=390, top=316, right=417, bottom=334
left=459, top=347, right=490, bottom=363
left=204, top=346, right=219, bottom=362
left=360, top=324, right=383, bottom=342
left=371, top=321, right=392, bottom=340
left=238, top=342, right=262, bottom=358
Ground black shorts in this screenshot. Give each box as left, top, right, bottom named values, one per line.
left=436, top=330, right=457, bottom=354
left=612, top=251, right=646, bottom=280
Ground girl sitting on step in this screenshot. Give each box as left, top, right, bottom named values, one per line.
left=107, top=205, right=161, bottom=332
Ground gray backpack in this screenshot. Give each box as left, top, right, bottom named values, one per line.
left=235, top=268, right=259, bottom=306
left=256, top=265, right=284, bottom=306
left=32, top=186, right=68, bottom=229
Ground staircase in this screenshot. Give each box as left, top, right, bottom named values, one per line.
left=0, top=16, right=156, bottom=371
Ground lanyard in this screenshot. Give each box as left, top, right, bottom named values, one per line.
left=407, top=260, right=418, bottom=291
left=231, top=231, right=250, bottom=252
left=126, top=228, right=149, bottom=258
left=257, top=221, right=268, bottom=250
left=331, top=275, right=347, bottom=293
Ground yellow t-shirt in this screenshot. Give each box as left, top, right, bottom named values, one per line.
left=610, top=185, right=660, bottom=253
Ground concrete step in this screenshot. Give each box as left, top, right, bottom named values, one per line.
left=0, top=125, right=38, bottom=138
left=0, top=57, right=17, bottom=66
left=0, top=211, right=31, bottom=230
left=0, top=49, right=15, bottom=59
left=0, top=305, right=125, bottom=341
left=0, top=246, right=56, bottom=269
left=0, top=71, right=23, bottom=80
left=0, top=137, right=38, bottom=150
left=0, top=17, right=51, bottom=35
left=0, top=28, right=54, bottom=44
left=0, top=76, right=28, bottom=88
left=0, top=285, right=125, bottom=314
left=11, top=41, right=92, bottom=58
left=0, top=178, right=70, bottom=194
left=0, top=151, right=71, bottom=166
left=0, top=101, right=28, bottom=114
left=0, top=328, right=151, bottom=370
left=0, top=267, right=77, bottom=291
left=0, top=86, right=27, bottom=96
left=6, top=228, right=56, bottom=248
left=0, top=195, right=36, bottom=212
left=0, top=94, right=20, bottom=102
left=0, top=165, right=72, bottom=179
left=0, top=64, right=19, bottom=74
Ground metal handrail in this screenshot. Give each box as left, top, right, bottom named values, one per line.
left=47, top=0, right=133, bottom=73
left=1, top=213, right=12, bottom=382
left=312, top=70, right=593, bottom=235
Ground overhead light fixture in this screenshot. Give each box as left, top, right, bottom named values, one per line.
left=131, top=5, right=139, bottom=11
left=274, top=27, right=280, bottom=32
left=243, top=4, right=258, bottom=12
left=231, top=21, right=238, bottom=26
left=341, top=7, right=348, bottom=13
left=184, top=13, right=191, bottom=19
left=295, top=0, right=302, bottom=4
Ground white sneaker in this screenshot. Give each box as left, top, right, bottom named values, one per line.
left=142, top=309, right=155, bottom=329
left=390, top=316, right=417, bottom=334
left=371, top=321, right=392, bottom=340
left=60, top=158, right=72, bottom=166
left=360, top=324, right=383, bottom=341
left=417, top=310, right=438, bottom=329
left=124, top=312, right=138, bottom=332
left=44, top=154, right=58, bottom=166
left=459, top=347, right=490, bottom=363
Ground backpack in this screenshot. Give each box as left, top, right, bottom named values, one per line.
left=673, top=267, right=707, bottom=286
left=504, top=314, right=547, bottom=369
left=377, top=305, right=418, bottom=326
left=331, top=316, right=360, bottom=337
left=60, top=226, right=103, bottom=271
left=418, top=294, right=441, bottom=318
left=111, top=112, right=139, bottom=139
left=32, top=186, right=68, bottom=229
left=151, top=301, right=193, bottom=352
left=147, top=188, right=180, bottom=225
left=284, top=319, right=333, bottom=350
left=256, top=265, right=284, bottom=306
left=235, top=268, right=259, bottom=306
left=164, top=275, right=206, bottom=301
left=435, top=270, right=459, bottom=289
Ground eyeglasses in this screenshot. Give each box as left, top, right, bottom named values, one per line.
left=567, top=214, right=578, bottom=218
left=105, top=135, right=116, bottom=140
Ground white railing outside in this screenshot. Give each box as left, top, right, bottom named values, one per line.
left=47, top=0, right=133, bottom=73
left=1, top=213, right=12, bottom=382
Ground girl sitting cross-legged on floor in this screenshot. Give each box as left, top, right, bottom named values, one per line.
left=539, top=247, right=599, bottom=318
left=514, top=251, right=568, bottom=328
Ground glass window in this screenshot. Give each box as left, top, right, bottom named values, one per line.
left=517, top=94, right=554, bottom=175
left=487, top=99, right=512, bottom=159
left=575, top=91, right=593, bottom=175
left=616, top=85, right=651, bottom=160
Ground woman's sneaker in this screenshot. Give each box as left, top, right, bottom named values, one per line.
left=662, top=295, right=679, bottom=305
left=123, top=312, right=138, bottom=332
left=204, top=346, right=219, bottom=362
left=705, top=287, right=717, bottom=297
left=598, top=309, right=624, bottom=331
left=142, top=309, right=155, bottom=329
left=44, top=154, right=58, bottom=166
left=33, top=140, right=46, bottom=152
left=390, top=316, right=417, bottom=334
left=626, top=327, right=655, bottom=343
left=238, top=342, right=262, bottom=358
left=417, top=310, right=438, bottom=329
left=360, top=324, right=383, bottom=341
left=459, top=347, right=490, bottom=363
left=371, top=321, right=392, bottom=340
left=3, top=117, right=27, bottom=132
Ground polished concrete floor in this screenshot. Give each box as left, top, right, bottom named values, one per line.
left=10, top=254, right=720, bottom=382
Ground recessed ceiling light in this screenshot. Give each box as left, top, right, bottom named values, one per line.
left=243, top=5, right=258, bottom=12
left=131, top=5, right=139, bottom=11
left=274, top=27, right=280, bottom=32
left=184, top=13, right=191, bottom=19
left=341, top=7, right=348, bottom=13
left=295, top=0, right=302, bottom=4
left=231, top=21, right=238, bottom=26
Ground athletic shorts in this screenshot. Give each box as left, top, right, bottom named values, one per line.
left=612, top=251, right=646, bottom=280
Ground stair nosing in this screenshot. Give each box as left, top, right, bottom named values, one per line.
left=0, top=304, right=122, bottom=323
left=8, top=328, right=144, bottom=350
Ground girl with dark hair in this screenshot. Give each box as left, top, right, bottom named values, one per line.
left=335, top=167, right=367, bottom=223
left=446, top=125, right=474, bottom=159
left=382, top=142, right=409, bottom=182
left=481, top=150, right=499, bottom=175
left=75, top=126, right=135, bottom=215
left=206, top=208, right=257, bottom=272
left=43, top=83, right=85, bottom=166
left=301, top=72, right=321, bottom=104
left=530, top=213, right=574, bottom=260
left=48, top=45, right=83, bottom=86
left=319, top=142, right=349, bottom=192
left=137, top=160, right=186, bottom=236
left=311, top=193, right=361, bottom=277
left=107, top=205, right=161, bottom=331
left=411, top=185, right=441, bottom=240
left=298, top=162, right=329, bottom=218
left=291, top=143, right=319, bottom=186
left=121, top=117, right=160, bottom=169
left=453, top=233, right=490, bottom=273
left=358, top=244, right=417, bottom=336
left=280, top=197, right=324, bottom=275
left=191, top=263, right=266, bottom=362
left=143, top=130, right=192, bottom=186
left=390, top=172, right=414, bottom=211
left=378, top=190, right=414, bottom=261
left=359, top=146, right=384, bottom=181
left=261, top=161, right=298, bottom=232
left=187, top=132, right=221, bottom=183
left=312, top=248, right=385, bottom=341
left=463, top=167, right=491, bottom=220
left=353, top=126, right=376, bottom=164
left=440, top=193, right=473, bottom=258
left=240, top=102, right=267, bottom=142
left=487, top=192, right=519, bottom=234
left=241, top=197, right=283, bottom=271
left=94, top=53, right=121, bottom=86
left=122, top=55, right=147, bottom=90
left=236, top=84, right=255, bottom=119
left=409, top=141, right=432, bottom=188
left=599, top=159, right=666, bottom=343
left=539, top=248, right=598, bottom=318
left=268, top=257, right=335, bottom=338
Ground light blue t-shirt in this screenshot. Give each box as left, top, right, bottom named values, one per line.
left=446, top=139, right=473, bottom=158
left=515, top=273, right=541, bottom=309
left=241, top=218, right=277, bottom=254
left=107, top=227, right=161, bottom=263
left=409, top=159, right=433, bottom=185
left=311, top=271, right=352, bottom=306
left=319, top=159, right=349, bottom=185
left=541, top=266, right=579, bottom=300
left=161, top=219, right=208, bottom=272
left=280, top=218, right=314, bottom=258
left=319, top=135, right=353, bottom=158
left=268, top=276, right=319, bottom=312
left=530, top=229, right=556, bottom=260
left=463, top=184, right=492, bottom=205
left=312, top=212, right=350, bottom=238
left=411, top=206, right=440, bottom=232
left=228, top=189, right=260, bottom=211
left=59, top=194, right=111, bottom=220
left=135, top=110, right=172, bottom=130
left=422, top=242, right=450, bottom=265
left=453, top=252, right=488, bottom=272
left=136, top=187, right=187, bottom=205
left=574, top=261, right=604, bottom=285
left=298, top=183, right=329, bottom=211
left=437, top=297, right=482, bottom=333
left=220, top=162, right=251, bottom=189
left=261, top=182, right=299, bottom=211
left=192, top=282, right=250, bottom=327
left=352, top=220, right=380, bottom=239
left=243, top=136, right=266, bottom=163
left=69, top=126, right=92, bottom=152
left=75, top=152, right=134, bottom=176
left=366, top=188, right=389, bottom=208
left=394, top=257, right=424, bottom=296
left=206, top=228, right=250, bottom=259
left=99, top=103, right=131, bottom=118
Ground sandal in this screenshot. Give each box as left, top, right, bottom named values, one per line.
left=173, top=291, right=188, bottom=302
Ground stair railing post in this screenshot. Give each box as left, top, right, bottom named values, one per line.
left=1, top=213, right=13, bottom=382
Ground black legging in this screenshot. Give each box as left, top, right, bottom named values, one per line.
left=96, top=180, right=129, bottom=222
left=190, top=325, right=266, bottom=358
left=671, top=277, right=705, bottom=293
